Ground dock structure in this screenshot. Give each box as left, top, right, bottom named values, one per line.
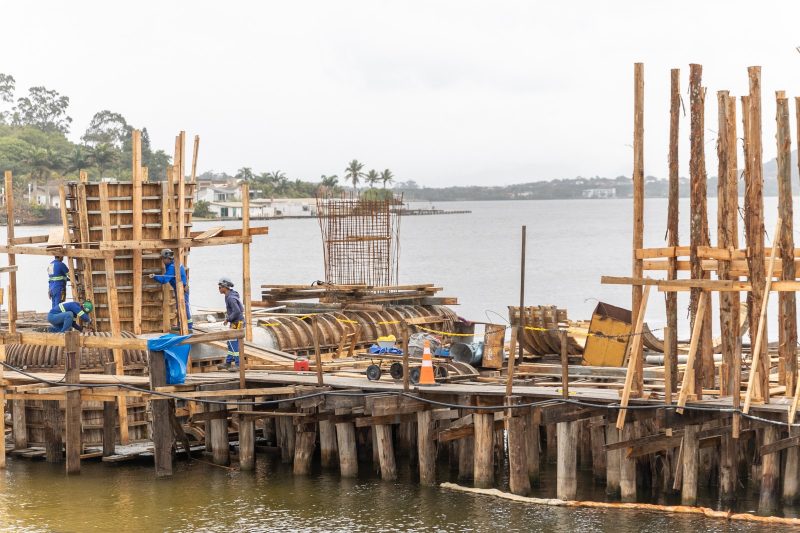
left=2, top=68, right=800, bottom=526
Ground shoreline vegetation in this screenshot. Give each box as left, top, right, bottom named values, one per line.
left=0, top=71, right=790, bottom=224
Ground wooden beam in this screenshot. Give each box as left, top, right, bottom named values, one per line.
left=4, top=171, right=17, bottom=334
left=666, top=67, right=680, bottom=406
left=676, top=291, right=708, bottom=414
left=64, top=331, right=81, bottom=474
left=58, top=185, right=80, bottom=302
left=744, top=218, right=783, bottom=413
left=132, top=130, right=143, bottom=335
left=242, top=183, right=252, bottom=341
left=631, top=62, right=645, bottom=390
left=615, top=284, right=651, bottom=429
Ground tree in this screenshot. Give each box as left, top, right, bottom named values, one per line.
left=82, top=110, right=129, bottom=148
left=89, top=143, right=119, bottom=179
left=22, top=145, right=64, bottom=196
left=0, top=73, right=14, bottom=124
left=235, top=167, right=254, bottom=182
left=379, top=169, right=394, bottom=188
left=12, top=86, right=72, bottom=134
left=365, top=169, right=379, bottom=188
left=344, top=159, right=365, bottom=191
left=65, top=145, right=90, bottom=175
left=193, top=200, right=212, bottom=217
left=320, top=174, right=339, bottom=188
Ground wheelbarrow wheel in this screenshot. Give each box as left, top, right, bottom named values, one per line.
left=366, top=364, right=382, bottom=381
left=389, top=362, right=404, bottom=380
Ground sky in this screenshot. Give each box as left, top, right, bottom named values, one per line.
left=4, top=1, right=800, bottom=187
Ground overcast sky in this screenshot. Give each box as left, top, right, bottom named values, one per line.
left=4, top=1, right=800, bottom=186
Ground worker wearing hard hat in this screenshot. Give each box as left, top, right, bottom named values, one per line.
left=217, top=277, right=244, bottom=371
left=47, top=255, right=69, bottom=308
left=48, top=300, right=93, bottom=333
left=148, top=249, right=193, bottom=332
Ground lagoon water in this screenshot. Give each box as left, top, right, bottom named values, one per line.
left=0, top=198, right=790, bottom=531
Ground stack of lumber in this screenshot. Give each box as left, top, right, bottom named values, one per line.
left=261, top=283, right=457, bottom=306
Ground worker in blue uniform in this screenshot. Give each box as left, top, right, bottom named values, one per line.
left=217, top=277, right=244, bottom=371
left=47, top=255, right=69, bottom=308
left=149, top=249, right=192, bottom=331
left=48, top=300, right=93, bottom=333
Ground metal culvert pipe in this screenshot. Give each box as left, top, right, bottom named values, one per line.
left=5, top=331, right=148, bottom=373
left=257, top=305, right=458, bottom=356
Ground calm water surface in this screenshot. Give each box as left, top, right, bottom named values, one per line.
left=0, top=198, right=794, bottom=531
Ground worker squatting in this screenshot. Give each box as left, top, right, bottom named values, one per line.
left=46, top=250, right=245, bottom=371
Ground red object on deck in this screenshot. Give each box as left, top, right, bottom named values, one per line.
left=294, top=358, right=310, bottom=372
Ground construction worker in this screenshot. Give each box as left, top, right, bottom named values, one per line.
left=217, top=277, right=244, bottom=371
left=149, top=249, right=192, bottom=331
left=47, top=255, right=69, bottom=308
left=48, top=300, right=93, bottom=333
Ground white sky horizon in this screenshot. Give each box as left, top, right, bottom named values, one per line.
left=4, top=1, right=800, bottom=187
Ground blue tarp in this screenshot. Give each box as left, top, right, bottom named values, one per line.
left=148, top=334, right=192, bottom=385
left=368, top=344, right=403, bottom=355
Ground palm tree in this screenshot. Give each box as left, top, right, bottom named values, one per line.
left=264, top=170, right=286, bottom=185
left=344, top=159, right=365, bottom=191
left=235, top=167, right=254, bottom=182
left=320, top=174, right=339, bottom=188
left=365, top=169, right=380, bottom=188
left=379, top=169, right=394, bottom=189
left=65, top=146, right=90, bottom=176
left=89, top=143, right=118, bottom=179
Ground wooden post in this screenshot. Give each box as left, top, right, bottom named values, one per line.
left=760, top=425, right=780, bottom=512
left=149, top=350, right=174, bottom=476
left=776, top=95, right=797, bottom=393
left=744, top=219, right=783, bottom=413
left=666, top=68, right=680, bottom=393
left=319, top=419, right=338, bottom=468
left=239, top=403, right=255, bottom=471
left=725, top=95, right=741, bottom=435
left=784, top=428, right=800, bottom=503
left=64, top=331, right=81, bottom=474
left=459, top=435, right=474, bottom=481
left=12, top=399, right=26, bottom=450
left=503, top=411, right=528, bottom=496
left=312, top=316, right=323, bottom=386
left=631, top=62, right=645, bottom=392
left=102, top=362, right=117, bottom=457
left=417, top=409, right=436, bottom=485
left=677, top=292, right=708, bottom=413
left=293, top=424, right=316, bottom=475
left=473, top=412, right=494, bottom=488
left=688, top=64, right=713, bottom=392
left=43, top=397, right=62, bottom=463
left=619, top=422, right=636, bottom=502
left=589, top=416, right=606, bottom=482
left=335, top=420, right=358, bottom=477
left=58, top=186, right=79, bottom=302
left=241, top=183, right=253, bottom=342
left=0, top=344, right=5, bottom=468
left=190, top=135, right=200, bottom=182
left=557, top=420, right=577, bottom=500
left=746, top=67, right=769, bottom=403
left=605, top=423, right=621, bottom=496
left=517, top=225, right=526, bottom=363
left=374, top=424, right=397, bottom=480
left=238, top=336, right=247, bottom=390
left=132, top=130, right=143, bottom=335
left=616, top=284, right=651, bottom=428
left=663, top=326, right=673, bottom=406
left=560, top=329, right=569, bottom=399
left=682, top=424, right=699, bottom=505
left=526, top=409, right=540, bottom=484
left=4, top=171, right=17, bottom=334
left=402, top=320, right=410, bottom=391
left=717, top=91, right=734, bottom=396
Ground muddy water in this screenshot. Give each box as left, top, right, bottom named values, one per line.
left=0, top=454, right=778, bottom=532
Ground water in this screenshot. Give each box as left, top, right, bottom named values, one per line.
left=0, top=198, right=792, bottom=531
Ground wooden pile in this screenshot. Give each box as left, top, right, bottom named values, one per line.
left=261, top=283, right=457, bottom=306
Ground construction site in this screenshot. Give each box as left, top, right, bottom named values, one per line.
left=4, top=63, right=800, bottom=527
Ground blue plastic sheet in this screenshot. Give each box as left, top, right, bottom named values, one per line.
left=147, top=334, right=191, bottom=385
left=368, top=344, right=403, bottom=355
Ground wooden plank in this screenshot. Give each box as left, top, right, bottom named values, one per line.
left=132, top=130, right=143, bottom=336
left=615, top=284, right=651, bottom=429
left=676, top=291, right=708, bottom=414
left=4, top=171, right=16, bottom=334
left=174, top=161, right=189, bottom=336
left=744, top=218, right=783, bottom=413
left=631, top=62, right=644, bottom=390
left=241, top=184, right=252, bottom=341
left=760, top=435, right=800, bottom=456
left=190, top=135, right=199, bottom=182
left=64, top=331, right=81, bottom=474
left=192, top=226, right=224, bottom=241
left=58, top=186, right=80, bottom=301
left=0, top=344, right=5, bottom=468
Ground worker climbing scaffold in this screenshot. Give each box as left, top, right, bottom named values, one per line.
left=217, top=276, right=244, bottom=371
left=149, top=248, right=193, bottom=332
left=47, top=255, right=69, bottom=309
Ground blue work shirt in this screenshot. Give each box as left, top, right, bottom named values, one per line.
left=154, top=262, right=187, bottom=291
left=48, top=259, right=69, bottom=288
left=50, top=302, right=92, bottom=324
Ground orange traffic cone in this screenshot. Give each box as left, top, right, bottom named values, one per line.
left=419, top=340, right=438, bottom=386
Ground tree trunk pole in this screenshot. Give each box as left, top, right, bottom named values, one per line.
left=746, top=67, right=769, bottom=403
left=632, top=62, right=645, bottom=393
left=688, top=64, right=713, bottom=394
left=666, top=68, right=680, bottom=396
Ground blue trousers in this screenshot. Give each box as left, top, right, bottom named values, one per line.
left=173, top=289, right=193, bottom=331
left=225, top=321, right=243, bottom=364
left=48, top=283, right=66, bottom=309
left=48, top=311, right=74, bottom=333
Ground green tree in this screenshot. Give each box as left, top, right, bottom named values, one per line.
left=236, top=167, right=254, bottom=182
left=380, top=169, right=394, bottom=188
left=12, top=86, right=72, bottom=134
left=365, top=169, right=379, bottom=188
left=22, top=145, right=64, bottom=197
left=89, top=143, right=119, bottom=179
left=344, top=159, right=364, bottom=191
left=320, top=174, right=338, bottom=188
left=65, top=145, right=90, bottom=176
left=82, top=110, right=129, bottom=147
left=0, top=73, right=15, bottom=123
left=193, top=200, right=212, bottom=217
